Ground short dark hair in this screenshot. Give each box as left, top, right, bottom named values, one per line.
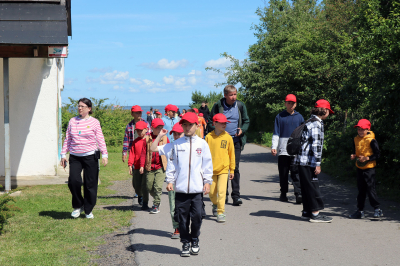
left=310, top=107, right=327, bottom=116
left=187, top=109, right=196, bottom=113
left=78, top=98, right=93, bottom=114
left=202, top=101, right=206, bottom=104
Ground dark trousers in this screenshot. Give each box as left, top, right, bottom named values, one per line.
left=174, top=193, right=205, bottom=243
left=357, top=168, right=380, bottom=210
left=68, top=154, right=99, bottom=215
left=298, top=165, right=324, bottom=212
left=278, top=155, right=301, bottom=195
left=227, top=141, right=242, bottom=199
left=132, top=168, right=149, bottom=204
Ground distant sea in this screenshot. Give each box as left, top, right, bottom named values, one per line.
left=121, top=105, right=191, bottom=113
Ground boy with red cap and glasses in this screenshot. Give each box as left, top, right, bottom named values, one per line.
left=272, top=94, right=304, bottom=203
left=205, top=113, right=235, bottom=223
left=349, top=119, right=382, bottom=219
left=294, top=99, right=333, bottom=223
left=162, top=104, right=180, bottom=142
left=150, top=123, right=185, bottom=239
left=144, top=118, right=170, bottom=213
left=166, top=112, right=213, bottom=257
left=127, top=121, right=149, bottom=209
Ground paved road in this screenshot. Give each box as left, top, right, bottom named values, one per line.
left=130, top=144, right=400, bottom=266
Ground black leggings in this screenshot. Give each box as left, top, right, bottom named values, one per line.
left=357, top=168, right=380, bottom=210
left=68, top=154, right=99, bottom=215
left=298, top=165, right=324, bottom=212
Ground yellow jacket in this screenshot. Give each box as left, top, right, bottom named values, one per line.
left=354, top=131, right=376, bottom=169
left=205, top=130, right=235, bottom=175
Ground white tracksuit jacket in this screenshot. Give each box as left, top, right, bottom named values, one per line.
left=166, top=135, right=213, bottom=194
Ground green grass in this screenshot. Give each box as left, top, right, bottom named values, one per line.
left=0, top=152, right=133, bottom=266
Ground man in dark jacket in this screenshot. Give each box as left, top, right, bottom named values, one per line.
left=198, top=101, right=210, bottom=121
left=208, top=85, right=250, bottom=206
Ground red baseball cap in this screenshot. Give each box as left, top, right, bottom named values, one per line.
left=213, top=113, right=230, bottom=123
left=179, top=112, right=198, bottom=124
left=155, top=111, right=161, bottom=115
left=354, top=119, right=371, bottom=130
left=170, top=123, right=184, bottom=135
left=193, top=108, right=199, bottom=113
left=165, top=104, right=178, bottom=112
left=315, top=99, right=334, bottom=114
left=151, top=118, right=164, bottom=128
left=135, top=121, right=147, bottom=130
left=285, top=94, right=297, bottom=102
left=199, top=113, right=204, bottom=117
left=146, top=111, right=150, bottom=114
left=131, top=105, right=143, bottom=112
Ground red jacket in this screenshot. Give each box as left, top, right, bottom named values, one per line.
left=128, top=137, right=146, bottom=169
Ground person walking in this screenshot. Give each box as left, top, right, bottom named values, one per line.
left=208, top=85, right=250, bottom=206
left=198, top=101, right=210, bottom=122
left=271, top=94, right=304, bottom=203
left=162, top=104, right=180, bottom=142
left=61, top=98, right=108, bottom=219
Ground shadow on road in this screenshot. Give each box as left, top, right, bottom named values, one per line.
left=240, top=152, right=277, bottom=163
left=129, top=243, right=181, bottom=255
left=250, top=210, right=302, bottom=221
left=98, top=195, right=133, bottom=200
left=131, top=228, right=173, bottom=238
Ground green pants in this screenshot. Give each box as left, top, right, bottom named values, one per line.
left=132, top=168, right=149, bottom=204
left=146, top=168, right=165, bottom=206
left=168, top=188, right=179, bottom=229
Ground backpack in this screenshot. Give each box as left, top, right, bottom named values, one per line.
left=286, top=118, right=319, bottom=155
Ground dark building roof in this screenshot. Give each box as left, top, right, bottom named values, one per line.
left=0, top=1, right=71, bottom=45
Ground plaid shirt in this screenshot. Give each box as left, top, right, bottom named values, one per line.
left=294, top=115, right=324, bottom=167
left=122, top=119, right=151, bottom=156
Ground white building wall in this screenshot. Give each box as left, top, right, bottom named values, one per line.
left=0, top=58, right=60, bottom=177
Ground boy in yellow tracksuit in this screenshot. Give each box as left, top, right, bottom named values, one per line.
left=205, top=113, right=235, bottom=223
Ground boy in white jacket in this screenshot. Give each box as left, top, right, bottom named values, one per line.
left=166, top=112, right=213, bottom=257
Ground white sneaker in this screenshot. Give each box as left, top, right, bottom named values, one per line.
left=71, top=207, right=83, bottom=218
left=86, top=212, right=94, bottom=219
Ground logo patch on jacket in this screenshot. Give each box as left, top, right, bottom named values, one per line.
left=220, top=140, right=227, bottom=149
left=196, top=148, right=202, bottom=156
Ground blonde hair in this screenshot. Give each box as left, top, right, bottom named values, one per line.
left=224, top=85, right=237, bottom=95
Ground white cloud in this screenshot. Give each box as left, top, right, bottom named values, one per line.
left=188, top=70, right=202, bottom=76
left=88, top=67, right=112, bottom=73
left=188, top=76, right=197, bottom=85
left=141, top=58, right=189, bottom=69
left=143, top=79, right=155, bottom=86
left=129, top=87, right=140, bottom=93
left=113, top=85, right=124, bottom=90
left=130, top=78, right=142, bottom=85
left=147, top=88, right=167, bottom=93
left=100, top=71, right=129, bottom=84
left=65, top=78, right=77, bottom=85
left=163, top=75, right=174, bottom=84
left=174, top=78, right=186, bottom=87
left=204, top=57, right=232, bottom=68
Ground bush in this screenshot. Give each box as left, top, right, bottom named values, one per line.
left=0, top=194, right=17, bottom=234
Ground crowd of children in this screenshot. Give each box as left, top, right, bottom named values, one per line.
left=121, top=95, right=383, bottom=257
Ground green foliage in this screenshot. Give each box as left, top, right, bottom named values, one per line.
left=190, top=90, right=223, bottom=110
left=62, top=98, right=132, bottom=148
left=0, top=194, right=18, bottom=234
left=207, top=0, right=400, bottom=194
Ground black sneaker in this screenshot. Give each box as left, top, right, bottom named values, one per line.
left=373, top=209, right=383, bottom=218
left=309, top=214, right=333, bottom=223
left=141, top=202, right=150, bottom=210
left=301, top=211, right=312, bottom=220
left=138, top=196, right=143, bottom=206
left=190, top=238, right=200, bottom=255
left=232, top=198, right=241, bottom=206
left=150, top=205, right=160, bottom=214
left=225, top=196, right=228, bottom=204
left=295, top=194, right=303, bottom=204
left=181, top=242, right=190, bottom=257
left=349, top=210, right=365, bottom=219
left=280, top=193, right=288, bottom=202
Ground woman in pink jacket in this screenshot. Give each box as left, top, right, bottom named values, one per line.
left=60, top=98, right=108, bottom=219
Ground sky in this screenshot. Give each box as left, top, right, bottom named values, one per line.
left=63, top=0, right=265, bottom=106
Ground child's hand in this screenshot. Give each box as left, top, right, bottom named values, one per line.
left=203, top=183, right=210, bottom=195
left=129, top=166, right=132, bottom=175
left=350, top=154, right=356, bottom=160
left=159, top=128, right=168, bottom=137
left=358, top=156, right=369, bottom=163
left=229, top=173, right=234, bottom=180
left=314, top=166, right=321, bottom=175
left=271, top=149, right=277, bottom=156
left=139, top=167, right=144, bottom=174
left=166, top=183, right=174, bottom=191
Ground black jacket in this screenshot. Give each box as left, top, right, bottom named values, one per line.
left=198, top=106, right=210, bottom=121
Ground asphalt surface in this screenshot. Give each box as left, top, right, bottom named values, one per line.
left=130, top=144, right=400, bottom=266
